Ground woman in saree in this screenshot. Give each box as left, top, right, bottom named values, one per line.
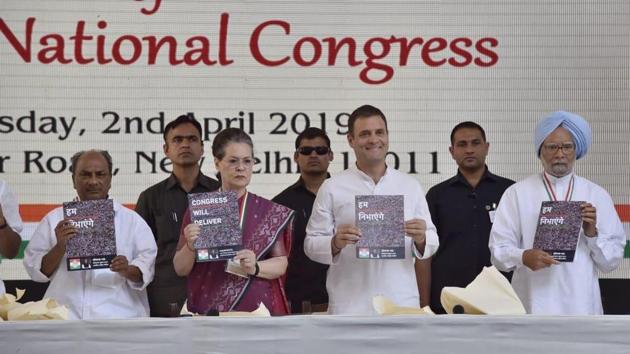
left=173, top=128, right=294, bottom=315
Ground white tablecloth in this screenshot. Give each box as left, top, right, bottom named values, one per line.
left=1, top=315, right=628, bottom=354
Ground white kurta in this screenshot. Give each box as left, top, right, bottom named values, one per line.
left=305, top=165, right=439, bottom=315
left=24, top=201, right=157, bottom=319
left=0, top=180, right=24, bottom=295
left=490, top=172, right=626, bottom=314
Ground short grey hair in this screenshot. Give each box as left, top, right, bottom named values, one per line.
left=70, top=150, right=113, bottom=177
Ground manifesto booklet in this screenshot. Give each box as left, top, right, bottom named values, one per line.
left=63, top=199, right=116, bottom=271
left=188, top=191, right=242, bottom=262
left=355, top=195, right=405, bottom=259
left=533, top=201, right=583, bottom=262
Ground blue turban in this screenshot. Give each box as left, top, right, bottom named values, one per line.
left=534, top=111, right=592, bottom=160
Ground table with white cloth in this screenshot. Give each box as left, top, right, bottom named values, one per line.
left=1, top=315, right=628, bottom=354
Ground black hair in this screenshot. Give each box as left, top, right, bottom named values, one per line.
left=295, top=127, right=331, bottom=149
left=450, top=121, right=487, bottom=145
left=163, top=114, right=203, bottom=143
left=211, top=128, right=254, bottom=159
left=348, top=105, right=388, bottom=135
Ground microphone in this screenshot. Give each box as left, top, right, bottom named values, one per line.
left=206, top=308, right=220, bottom=316
left=452, top=305, right=465, bottom=314
left=468, top=193, right=477, bottom=199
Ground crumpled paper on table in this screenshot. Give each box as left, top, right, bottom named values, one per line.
left=0, top=289, right=69, bottom=321
left=440, top=266, right=526, bottom=315
left=373, top=296, right=435, bottom=315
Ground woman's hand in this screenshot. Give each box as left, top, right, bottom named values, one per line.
left=184, top=223, right=201, bottom=251
left=233, top=249, right=257, bottom=275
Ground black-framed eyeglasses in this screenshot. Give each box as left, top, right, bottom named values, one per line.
left=297, top=146, right=330, bottom=155
left=542, top=142, right=575, bottom=154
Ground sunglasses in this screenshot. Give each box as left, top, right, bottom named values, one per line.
left=297, top=146, right=330, bottom=155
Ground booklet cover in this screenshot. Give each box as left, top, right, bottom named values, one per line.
left=188, top=191, right=242, bottom=262
left=533, top=201, right=584, bottom=262
left=63, top=199, right=116, bottom=271
left=355, top=195, right=405, bottom=259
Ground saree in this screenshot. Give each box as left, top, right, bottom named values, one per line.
left=180, top=192, right=294, bottom=315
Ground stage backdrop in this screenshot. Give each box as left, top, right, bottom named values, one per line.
left=1, top=0, right=628, bottom=281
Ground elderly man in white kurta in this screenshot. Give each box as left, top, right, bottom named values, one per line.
left=24, top=150, right=157, bottom=319
left=489, top=111, right=625, bottom=315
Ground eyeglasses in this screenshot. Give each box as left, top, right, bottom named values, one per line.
left=542, top=142, right=575, bottom=154
left=223, top=158, right=254, bottom=169
left=297, top=146, right=330, bottom=155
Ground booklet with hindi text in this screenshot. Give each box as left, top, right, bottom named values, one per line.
left=188, top=191, right=242, bottom=262
left=355, top=195, right=405, bottom=259
left=63, top=199, right=116, bottom=271
left=533, top=201, right=583, bottom=262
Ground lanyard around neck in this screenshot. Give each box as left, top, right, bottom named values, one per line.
left=542, top=173, right=574, bottom=201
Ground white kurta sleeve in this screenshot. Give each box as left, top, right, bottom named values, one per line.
left=304, top=181, right=336, bottom=265
left=489, top=187, right=525, bottom=271
left=127, top=215, right=157, bottom=290
left=23, top=213, right=58, bottom=282
left=411, top=185, right=439, bottom=260
left=0, top=182, right=24, bottom=233
left=583, top=189, right=626, bottom=273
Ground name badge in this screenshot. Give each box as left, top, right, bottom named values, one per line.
left=488, top=210, right=496, bottom=224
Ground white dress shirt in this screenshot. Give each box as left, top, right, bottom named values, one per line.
left=490, top=172, right=626, bottom=314
left=0, top=180, right=24, bottom=295
left=24, top=201, right=157, bottom=319
left=305, top=165, right=439, bottom=315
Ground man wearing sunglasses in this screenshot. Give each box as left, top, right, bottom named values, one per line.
left=273, top=127, right=333, bottom=313
left=489, top=111, right=625, bottom=314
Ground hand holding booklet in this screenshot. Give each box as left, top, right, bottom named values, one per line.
left=533, top=201, right=584, bottom=262
left=188, top=190, right=242, bottom=262
left=63, top=199, right=116, bottom=271
left=355, top=195, right=405, bottom=259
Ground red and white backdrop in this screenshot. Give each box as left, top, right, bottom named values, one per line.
left=1, top=0, right=628, bottom=279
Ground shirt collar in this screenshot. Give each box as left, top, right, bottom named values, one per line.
left=449, top=165, right=497, bottom=186
left=289, top=173, right=332, bottom=192
left=166, top=172, right=213, bottom=190
left=350, top=163, right=391, bottom=184
left=542, top=170, right=574, bottom=186
left=165, top=174, right=179, bottom=190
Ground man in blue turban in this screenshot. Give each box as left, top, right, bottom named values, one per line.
left=489, top=111, right=626, bottom=315
left=534, top=110, right=592, bottom=160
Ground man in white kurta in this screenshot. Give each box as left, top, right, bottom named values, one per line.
left=23, top=150, right=157, bottom=319
left=0, top=180, right=24, bottom=295
left=305, top=105, right=439, bottom=315
left=489, top=111, right=625, bottom=315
